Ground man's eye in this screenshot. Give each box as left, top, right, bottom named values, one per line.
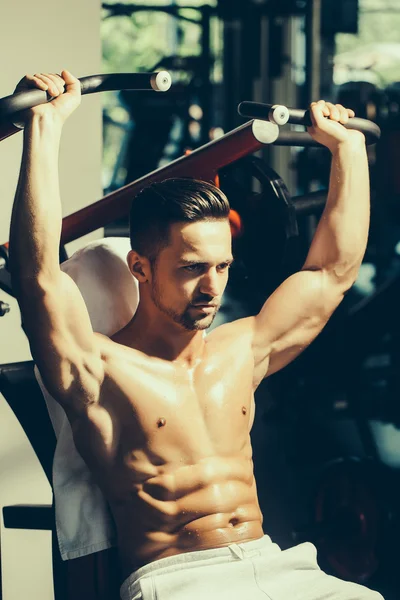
left=182, top=263, right=231, bottom=273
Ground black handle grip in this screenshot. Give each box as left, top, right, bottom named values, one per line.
left=238, top=101, right=381, bottom=146
left=0, top=72, right=172, bottom=124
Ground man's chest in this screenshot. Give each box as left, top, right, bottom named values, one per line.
left=99, top=347, right=256, bottom=455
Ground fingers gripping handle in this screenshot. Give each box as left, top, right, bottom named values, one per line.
left=238, top=101, right=381, bottom=145
left=0, top=72, right=172, bottom=125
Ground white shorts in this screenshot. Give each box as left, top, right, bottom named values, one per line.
left=120, top=535, right=383, bottom=600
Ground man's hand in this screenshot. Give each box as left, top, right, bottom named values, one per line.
left=307, top=100, right=365, bottom=153
left=14, top=70, right=81, bottom=126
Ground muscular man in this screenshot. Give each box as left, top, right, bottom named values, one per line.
left=10, top=71, right=381, bottom=599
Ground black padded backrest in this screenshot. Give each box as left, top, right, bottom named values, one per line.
left=0, top=361, right=56, bottom=483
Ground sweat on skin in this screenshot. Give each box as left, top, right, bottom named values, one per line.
left=9, top=71, right=370, bottom=582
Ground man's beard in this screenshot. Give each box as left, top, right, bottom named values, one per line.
left=150, top=277, right=218, bottom=331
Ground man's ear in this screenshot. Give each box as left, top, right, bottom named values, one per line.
left=127, top=250, right=151, bottom=283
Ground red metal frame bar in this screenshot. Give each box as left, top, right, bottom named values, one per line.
left=61, top=120, right=265, bottom=244
left=1, top=119, right=268, bottom=246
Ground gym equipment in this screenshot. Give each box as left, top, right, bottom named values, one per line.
left=57, top=104, right=380, bottom=244
left=0, top=72, right=172, bottom=312
left=0, top=118, right=328, bottom=303
left=238, top=101, right=381, bottom=146
left=0, top=72, right=386, bottom=593
left=0, top=75, right=380, bottom=247
left=0, top=85, right=381, bottom=306
left=0, top=72, right=172, bottom=142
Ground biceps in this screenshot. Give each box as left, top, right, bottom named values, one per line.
left=19, top=272, right=102, bottom=400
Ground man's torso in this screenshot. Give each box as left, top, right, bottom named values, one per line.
left=64, top=321, right=266, bottom=576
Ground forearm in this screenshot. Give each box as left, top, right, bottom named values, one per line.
left=10, top=113, right=63, bottom=288
left=303, top=139, right=370, bottom=287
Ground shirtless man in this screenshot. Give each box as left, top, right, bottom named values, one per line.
left=9, top=71, right=382, bottom=599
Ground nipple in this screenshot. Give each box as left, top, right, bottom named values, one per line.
left=157, top=417, right=166, bottom=428
left=242, top=406, right=247, bottom=415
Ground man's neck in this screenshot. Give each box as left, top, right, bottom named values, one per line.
left=113, top=304, right=207, bottom=367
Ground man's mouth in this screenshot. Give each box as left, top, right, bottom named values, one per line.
left=192, top=303, right=217, bottom=308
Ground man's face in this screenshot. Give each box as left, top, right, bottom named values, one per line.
left=150, top=219, right=233, bottom=331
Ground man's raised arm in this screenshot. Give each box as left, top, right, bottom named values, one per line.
left=251, top=100, right=370, bottom=381
left=9, top=71, right=103, bottom=408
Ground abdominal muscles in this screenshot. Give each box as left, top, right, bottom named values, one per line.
left=108, top=452, right=264, bottom=574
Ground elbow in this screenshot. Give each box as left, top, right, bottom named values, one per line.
left=308, top=269, right=349, bottom=316
left=330, top=261, right=362, bottom=295
left=317, top=269, right=354, bottom=316
left=309, top=255, right=363, bottom=297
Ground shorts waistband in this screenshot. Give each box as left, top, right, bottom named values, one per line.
left=120, top=535, right=273, bottom=599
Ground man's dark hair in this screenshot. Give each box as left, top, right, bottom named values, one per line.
left=129, top=178, right=230, bottom=264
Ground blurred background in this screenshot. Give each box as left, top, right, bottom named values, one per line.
left=2, top=0, right=400, bottom=598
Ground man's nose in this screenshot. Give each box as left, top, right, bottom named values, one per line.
left=199, top=270, right=220, bottom=297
